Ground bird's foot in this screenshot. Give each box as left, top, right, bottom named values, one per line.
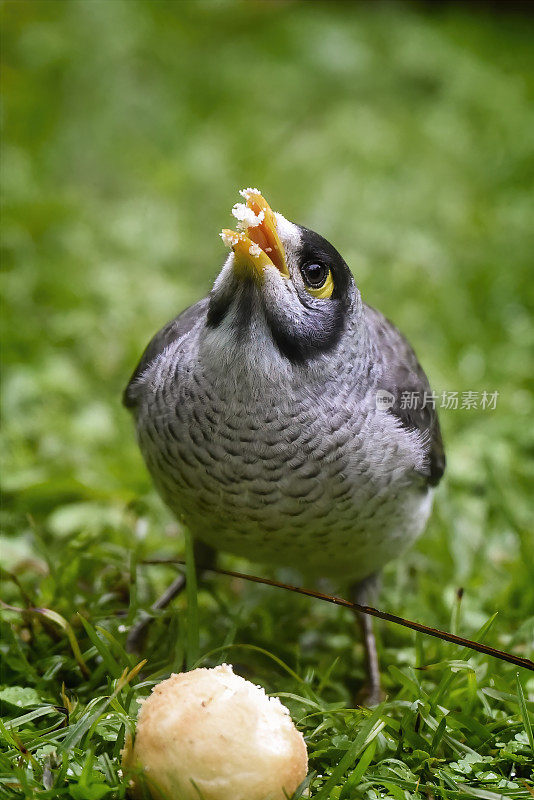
left=354, top=681, right=386, bottom=707
left=126, top=573, right=187, bottom=653
left=126, top=613, right=152, bottom=654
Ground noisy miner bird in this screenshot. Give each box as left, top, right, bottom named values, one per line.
left=124, top=188, right=445, bottom=702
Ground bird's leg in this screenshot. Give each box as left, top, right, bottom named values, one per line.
left=350, top=573, right=384, bottom=706
left=126, top=540, right=216, bottom=653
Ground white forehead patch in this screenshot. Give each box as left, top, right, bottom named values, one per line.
left=274, top=212, right=302, bottom=265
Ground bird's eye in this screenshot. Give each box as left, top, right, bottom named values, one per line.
left=301, top=263, right=328, bottom=287
left=300, top=263, right=334, bottom=299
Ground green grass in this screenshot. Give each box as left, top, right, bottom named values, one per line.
left=1, top=0, right=533, bottom=797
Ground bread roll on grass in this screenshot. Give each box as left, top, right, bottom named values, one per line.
left=124, top=664, right=308, bottom=800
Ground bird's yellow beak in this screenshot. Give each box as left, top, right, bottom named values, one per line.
left=221, top=189, right=289, bottom=282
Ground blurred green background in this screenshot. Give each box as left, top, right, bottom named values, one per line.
left=2, top=0, right=533, bottom=632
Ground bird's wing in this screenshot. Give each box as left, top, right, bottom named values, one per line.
left=123, top=297, right=209, bottom=409
left=364, top=303, right=445, bottom=487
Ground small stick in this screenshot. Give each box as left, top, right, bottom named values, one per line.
left=143, top=558, right=534, bottom=672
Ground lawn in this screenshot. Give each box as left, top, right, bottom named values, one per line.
left=1, top=1, right=533, bottom=798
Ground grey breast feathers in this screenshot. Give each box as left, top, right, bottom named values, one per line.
left=123, top=297, right=445, bottom=489
left=364, top=304, right=445, bottom=487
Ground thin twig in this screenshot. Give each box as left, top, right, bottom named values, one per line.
left=142, top=558, right=534, bottom=672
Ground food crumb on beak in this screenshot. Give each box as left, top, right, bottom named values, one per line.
left=239, top=187, right=262, bottom=200
left=232, top=203, right=265, bottom=231
left=220, top=230, right=239, bottom=248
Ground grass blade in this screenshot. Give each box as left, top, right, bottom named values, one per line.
left=184, top=529, right=199, bottom=670
left=313, top=707, right=384, bottom=799
left=516, top=673, right=534, bottom=753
